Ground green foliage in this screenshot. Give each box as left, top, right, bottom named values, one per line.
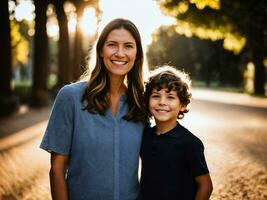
left=11, top=20, right=30, bottom=66
left=157, top=0, right=248, bottom=54
left=13, top=80, right=32, bottom=103
left=47, top=73, right=58, bottom=89
left=156, top=0, right=267, bottom=94
left=157, top=0, right=266, bottom=55
left=147, top=25, right=243, bottom=87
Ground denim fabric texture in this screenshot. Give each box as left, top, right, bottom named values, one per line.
left=40, top=81, right=144, bottom=200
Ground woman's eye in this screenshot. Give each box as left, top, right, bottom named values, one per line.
left=125, top=45, right=133, bottom=49
left=151, top=95, right=160, bottom=98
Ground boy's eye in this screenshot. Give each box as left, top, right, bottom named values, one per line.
left=151, top=94, right=160, bottom=98
left=168, top=93, right=177, bottom=97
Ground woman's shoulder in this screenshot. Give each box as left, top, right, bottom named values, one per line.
left=57, top=81, right=88, bottom=100
left=63, top=81, right=87, bottom=91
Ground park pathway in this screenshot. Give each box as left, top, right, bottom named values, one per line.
left=0, top=88, right=266, bottom=200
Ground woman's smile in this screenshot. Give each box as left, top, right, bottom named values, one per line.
left=101, top=28, right=137, bottom=78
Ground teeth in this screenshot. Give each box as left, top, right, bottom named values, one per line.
left=156, top=109, right=168, bottom=112
left=112, top=61, right=127, bottom=65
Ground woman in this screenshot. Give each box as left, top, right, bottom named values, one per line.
left=40, top=18, right=147, bottom=200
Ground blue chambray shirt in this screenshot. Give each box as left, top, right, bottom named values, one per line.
left=40, top=81, right=144, bottom=200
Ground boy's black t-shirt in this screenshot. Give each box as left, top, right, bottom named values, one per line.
left=140, top=123, right=209, bottom=200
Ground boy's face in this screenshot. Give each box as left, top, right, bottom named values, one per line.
left=149, top=88, right=185, bottom=125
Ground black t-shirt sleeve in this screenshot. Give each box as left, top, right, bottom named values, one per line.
left=185, top=137, right=209, bottom=177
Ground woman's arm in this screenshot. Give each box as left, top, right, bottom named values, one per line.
left=195, top=174, right=213, bottom=200
left=49, top=152, right=69, bottom=200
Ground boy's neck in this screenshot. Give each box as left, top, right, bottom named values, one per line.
left=155, top=120, right=178, bottom=135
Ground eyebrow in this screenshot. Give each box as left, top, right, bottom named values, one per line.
left=153, top=89, right=177, bottom=94
left=124, top=42, right=135, bottom=45
left=105, top=40, right=135, bottom=45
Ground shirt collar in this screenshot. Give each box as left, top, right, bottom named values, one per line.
left=152, top=122, right=186, bottom=139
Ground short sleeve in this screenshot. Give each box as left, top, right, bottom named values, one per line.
left=186, top=138, right=209, bottom=177
left=40, top=86, right=74, bottom=155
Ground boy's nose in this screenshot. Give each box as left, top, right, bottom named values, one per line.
left=158, top=97, right=166, bottom=105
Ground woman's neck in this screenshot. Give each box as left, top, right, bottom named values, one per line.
left=108, top=75, right=127, bottom=115
left=108, top=75, right=126, bottom=97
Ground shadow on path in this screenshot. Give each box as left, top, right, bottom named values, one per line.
left=0, top=105, right=50, bottom=139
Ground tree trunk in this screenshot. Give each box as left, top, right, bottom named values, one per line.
left=0, top=0, right=18, bottom=116
left=32, top=0, right=50, bottom=107
left=249, top=32, right=266, bottom=95
left=72, top=4, right=85, bottom=81
left=252, top=50, right=265, bottom=95
left=54, top=0, right=72, bottom=87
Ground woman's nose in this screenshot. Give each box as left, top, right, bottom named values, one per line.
left=115, top=47, right=124, bottom=57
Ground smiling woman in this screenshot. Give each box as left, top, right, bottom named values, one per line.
left=40, top=18, right=147, bottom=200
left=101, top=28, right=137, bottom=78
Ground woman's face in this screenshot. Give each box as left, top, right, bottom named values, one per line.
left=101, top=28, right=137, bottom=78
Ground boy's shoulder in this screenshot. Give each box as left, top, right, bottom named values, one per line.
left=142, top=123, right=204, bottom=147
left=143, top=123, right=155, bottom=134
left=171, top=124, right=204, bottom=147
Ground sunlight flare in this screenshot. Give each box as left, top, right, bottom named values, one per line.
left=79, top=7, right=98, bottom=36
left=14, top=0, right=35, bottom=21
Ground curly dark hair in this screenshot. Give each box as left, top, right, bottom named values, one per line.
left=144, top=65, right=192, bottom=119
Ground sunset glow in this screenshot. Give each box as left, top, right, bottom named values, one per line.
left=99, top=0, right=175, bottom=46
left=14, top=0, right=35, bottom=21
left=79, top=7, right=98, bottom=36
left=11, top=0, right=174, bottom=47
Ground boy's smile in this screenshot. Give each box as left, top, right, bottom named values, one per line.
left=149, top=88, right=185, bottom=132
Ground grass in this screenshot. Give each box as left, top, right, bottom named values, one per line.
left=12, top=74, right=58, bottom=104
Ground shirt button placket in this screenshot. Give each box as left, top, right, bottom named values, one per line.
left=113, top=117, right=120, bottom=200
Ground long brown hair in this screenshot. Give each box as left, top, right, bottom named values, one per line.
left=81, top=18, right=146, bottom=122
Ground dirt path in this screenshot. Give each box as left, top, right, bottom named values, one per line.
left=1, top=89, right=266, bottom=199
left=182, top=100, right=267, bottom=200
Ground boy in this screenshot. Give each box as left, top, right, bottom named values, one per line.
left=140, top=66, right=213, bottom=200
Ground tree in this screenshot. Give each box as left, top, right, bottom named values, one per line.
left=72, top=0, right=85, bottom=80
left=54, top=0, right=72, bottom=87
left=71, top=0, right=101, bottom=81
left=0, top=0, right=18, bottom=116
left=147, top=25, right=242, bottom=86
left=157, top=0, right=266, bottom=95
left=10, top=20, right=30, bottom=67
left=32, top=0, right=50, bottom=106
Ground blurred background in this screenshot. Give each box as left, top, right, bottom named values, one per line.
left=0, top=0, right=266, bottom=199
